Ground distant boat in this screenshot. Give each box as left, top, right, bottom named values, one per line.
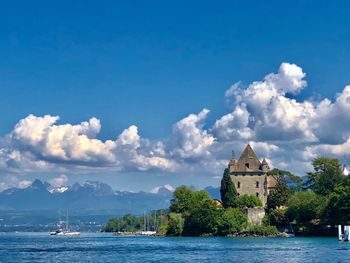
left=50, top=229, right=64, bottom=236
left=50, top=213, right=64, bottom=235
left=139, top=231, right=157, bottom=236
left=338, top=225, right=350, bottom=241
left=50, top=211, right=80, bottom=236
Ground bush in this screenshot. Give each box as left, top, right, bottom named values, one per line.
left=237, top=195, right=262, bottom=208
left=269, top=207, right=289, bottom=227
left=102, top=214, right=141, bottom=232
left=246, top=225, right=278, bottom=236
left=217, top=208, right=248, bottom=235
left=166, top=213, right=184, bottom=236
left=287, top=191, right=325, bottom=224
left=182, top=202, right=223, bottom=236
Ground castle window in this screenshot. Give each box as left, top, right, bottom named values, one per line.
left=245, top=163, right=250, bottom=169
left=256, top=192, right=259, bottom=197
left=237, top=182, right=240, bottom=189
left=256, top=181, right=259, bottom=188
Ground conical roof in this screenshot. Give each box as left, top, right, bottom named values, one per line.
left=235, top=144, right=262, bottom=172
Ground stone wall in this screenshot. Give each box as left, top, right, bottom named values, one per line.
left=244, top=207, right=265, bottom=225
left=230, top=174, right=267, bottom=205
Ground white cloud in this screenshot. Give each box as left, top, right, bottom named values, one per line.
left=306, top=136, right=350, bottom=158
left=18, top=180, right=32, bottom=189
left=8, top=115, right=116, bottom=163
left=222, top=62, right=316, bottom=143
left=0, top=176, right=32, bottom=191
left=1, top=62, right=350, bottom=184
left=49, top=174, right=68, bottom=187
left=169, top=109, right=215, bottom=159
left=0, top=115, right=176, bottom=174
left=212, top=103, right=253, bottom=141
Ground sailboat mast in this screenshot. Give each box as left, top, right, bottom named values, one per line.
left=66, top=209, right=68, bottom=231
left=143, top=212, right=146, bottom=231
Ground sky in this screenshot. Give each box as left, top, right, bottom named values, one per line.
left=1, top=1, right=350, bottom=192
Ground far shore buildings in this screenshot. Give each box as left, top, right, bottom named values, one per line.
left=228, top=144, right=277, bottom=205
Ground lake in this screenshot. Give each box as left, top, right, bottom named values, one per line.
left=0, top=232, right=348, bottom=262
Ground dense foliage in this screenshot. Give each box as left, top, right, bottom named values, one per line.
left=287, top=191, right=326, bottom=224
left=169, top=186, right=248, bottom=236
left=304, top=158, right=343, bottom=195
left=166, top=213, right=184, bottom=236
left=217, top=208, right=248, bottom=235
left=267, top=177, right=289, bottom=211
left=268, top=207, right=289, bottom=227
left=237, top=194, right=262, bottom=208
left=322, top=184, right=350, bottom=225
left=275, top=157, right=350, bottom=234
left=102, top=211, right=167, bottom=232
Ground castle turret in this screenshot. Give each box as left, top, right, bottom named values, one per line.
left=228, top=150, right=238, bottom=172
left=261, top=158, right=270, bottom=173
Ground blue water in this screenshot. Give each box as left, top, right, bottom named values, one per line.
left=0, top=233, right=349, bottom=262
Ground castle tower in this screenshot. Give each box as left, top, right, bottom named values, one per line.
left=228, top=144, right=276, bottom=205
left=228, top=150, right=238, bottom=171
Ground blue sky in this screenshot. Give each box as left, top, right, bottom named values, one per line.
left=1, top=1, right=350, bottom=191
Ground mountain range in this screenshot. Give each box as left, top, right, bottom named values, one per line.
left=0, top=179, right=220, bottom=230
left=0, top=179, right=175, bottom=215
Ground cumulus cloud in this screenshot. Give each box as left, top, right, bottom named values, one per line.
left=212, top=103, right=253, bottom=141
left=1, top=62, right=350, bottom=189
left=0, top=115, right=176, bottom=174
left=169, top=109, right=215, bottom=159
left=49, top=174, right=69, bottom=187
left=213, top=63, right=350, bottom=174
left=222, top=62, right=317, bottom=143
left=306, top=136, right=350, bottom=158
left=8, top=115, right=116, bottom=164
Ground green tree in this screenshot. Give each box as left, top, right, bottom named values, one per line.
left=169, top=186, right=195, bottom=216
left=166, top=213, right=184, bottom=236
left=182, top=198, right=222, bottom=236
left=304, top=157, right=344, bottom=196
left=170, top=187, right=223, bottom=236
left=287, top=191, right=325, bottom=224
left=269, top=207, right=289, bottom=227
left=217, top=208, right=247, bottom=235
left=269, top=168, right=302, bottom=194
left=267, top=176, right=289, bottom=210
left=237, top=195, right=262, bottom=208
left=220, top=168, right=238, bottom=208
left=322, top=185, right=350, bottom=225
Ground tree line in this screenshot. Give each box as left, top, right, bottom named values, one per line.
left=103, top=157, right=349, bottom=236
left=266, top=157, right=349, bottom=235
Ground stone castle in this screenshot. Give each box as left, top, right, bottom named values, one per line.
left=228, top=144, right=277, bottom=205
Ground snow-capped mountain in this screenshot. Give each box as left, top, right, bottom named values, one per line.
left=0, top=179, right=173, bottom=215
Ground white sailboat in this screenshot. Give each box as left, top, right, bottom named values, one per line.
left=338, top=225, right=350, bottom=241
left=50, top=211, right=80, bottom=236
left=63, top=210, right=80, bottom=236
